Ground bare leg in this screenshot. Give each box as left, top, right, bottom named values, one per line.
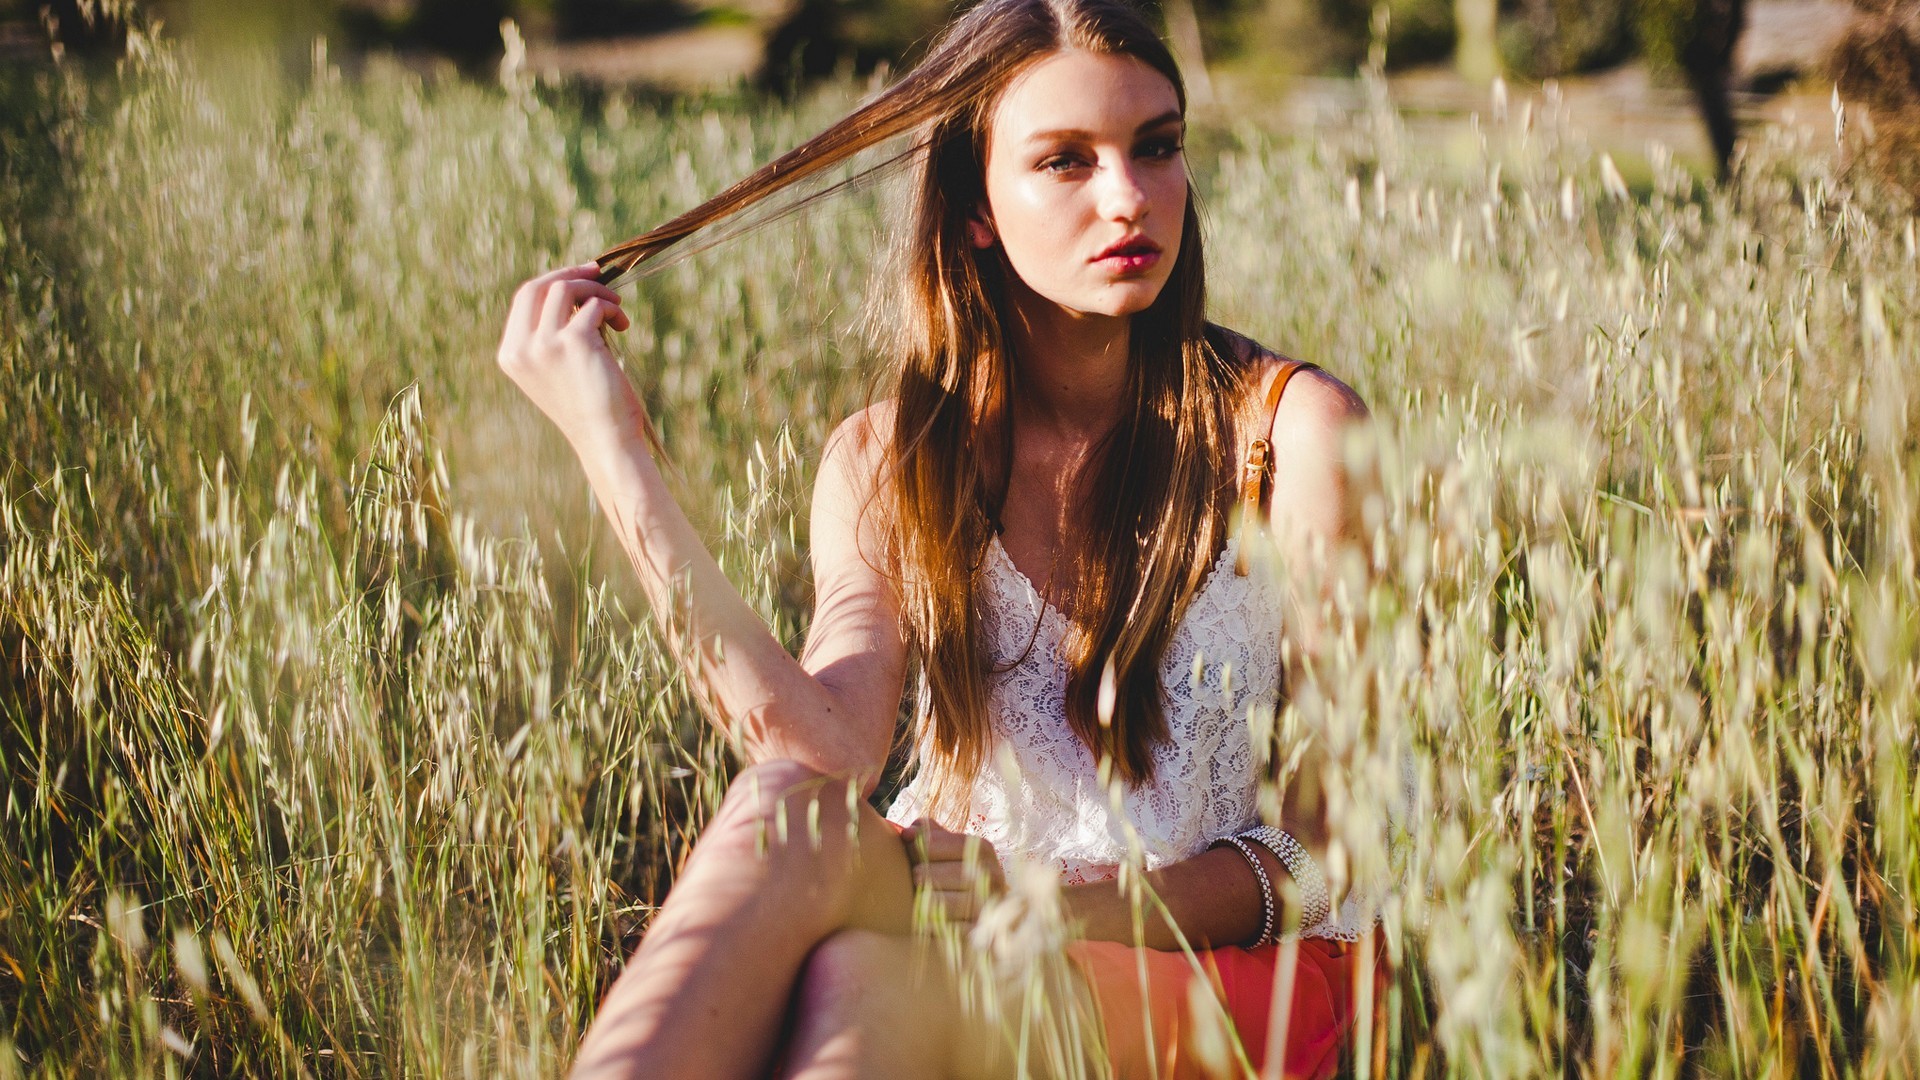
left=777, top=928, right=1105, bottom=1080
left=569, top=760, right=915, bottom=1080
left=775, top=930, right=957, bottom=1080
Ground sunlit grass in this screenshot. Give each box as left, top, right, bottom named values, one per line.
left=2, top=27, right=1917, bottom=1078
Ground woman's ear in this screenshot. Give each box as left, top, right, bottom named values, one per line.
left=967, top=205, right=997, bottom=249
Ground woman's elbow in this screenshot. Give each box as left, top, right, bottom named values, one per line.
left=731, top=719, right=891, bottom=800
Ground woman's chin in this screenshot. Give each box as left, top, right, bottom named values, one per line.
left=1102, top=285, right=1171, bottom=318
left=1060, top=280, right=1170, bottom=319
left=1013, top=277, right=1170, bottom=322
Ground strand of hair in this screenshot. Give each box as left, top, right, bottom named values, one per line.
left=594, top=63, right=992, bottom=285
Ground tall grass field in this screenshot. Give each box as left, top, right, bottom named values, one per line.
left=2, top=25, right=1917, bottom=1078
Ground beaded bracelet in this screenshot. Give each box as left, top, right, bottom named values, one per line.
left=1242, top=825, right=1331, bottom=933
left=1210, top=835, right=1277, bottom=947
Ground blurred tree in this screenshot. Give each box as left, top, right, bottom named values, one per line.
left=1497, top=0, right=1635, bottom=78
left=1163, top=0, right=1214, bottom=100
left=175, top=0, right=337, bottom=51
left=758, top=0, right=957, bottom=90
left=3, top=0, right=349, bottom=59
left=1309, top=0, right=1458, bottom=68
left=4, top=0, right=136, bottom=54
left=1170, top=0, right=1346, bottom=87
left=1455, top=0, right=1499, bottom=83
left=1639, top=0, right=1749, bottom=181
left=547, top=0, right=694, bottom=40
left=1831, top=0, right=1920, bottom=196
left=760, top=0, right=1433, bottom=90
left=405, top=0, right=510, bottom=62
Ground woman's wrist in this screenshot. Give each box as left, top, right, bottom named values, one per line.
left=570, top=410, right=678, bottom=519
left=1240, top=825, right=1330, bottom=934
left=1060, top=879, right=1133, bottom=943
left=1212, top=836, right=1279, bottom=946
left=1061, top=841, right=1291, bottom=950
left=565, top=398, right=656, bottom=466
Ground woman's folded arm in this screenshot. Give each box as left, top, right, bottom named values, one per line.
left=1061, top=840, right=1294, bottom=951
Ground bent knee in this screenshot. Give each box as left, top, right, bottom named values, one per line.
left=796, top=929, right=911, bottom=1011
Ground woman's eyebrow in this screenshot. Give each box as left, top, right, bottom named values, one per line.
left=1021, top=111, right=1186, bottom=146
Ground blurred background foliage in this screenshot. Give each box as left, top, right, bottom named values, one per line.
left=0, top=0, right=1805, bottom=82
left=11, top=0, right=1897, bottom=183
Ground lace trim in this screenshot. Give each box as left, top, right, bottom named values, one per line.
left=988, top=529, right=1247, bottom=640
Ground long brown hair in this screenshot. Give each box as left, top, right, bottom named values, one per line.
left=597, top=0, right=1249, bottom=808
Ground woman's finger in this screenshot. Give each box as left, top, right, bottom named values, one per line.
left=911, top=826, right=981, bottom=864
left=913, top=859, right=995, bottom=892
left=568, top=297, right=631, bottom=337
left=507, top=263, right=600, bottom=343
left=901, top=820, right=1005, bottom=893
left=925, top=888, right=983, bottom=923
left=550, top=278, right=621, bottom=320
left=900, top=818, right=949, bottom=862
left=540, top=278, right=623, bottom=335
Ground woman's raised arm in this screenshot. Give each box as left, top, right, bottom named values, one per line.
left=497, top=264, right=906, bottom=790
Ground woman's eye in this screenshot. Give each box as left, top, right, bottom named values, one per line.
left=1039, top=154, right=1090, bottom=174
left=1138, top=138, right=1184, bottom=160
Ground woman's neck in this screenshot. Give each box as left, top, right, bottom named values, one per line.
left=1003, top=281, right=1131, bottom=444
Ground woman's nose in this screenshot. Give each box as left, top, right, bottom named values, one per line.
left=1097, top=160, right=1150, bottom=222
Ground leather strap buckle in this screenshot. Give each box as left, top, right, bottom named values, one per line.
left=1235, top=358, right=1314, bottom=576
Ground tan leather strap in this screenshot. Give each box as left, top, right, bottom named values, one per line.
left=1235, top=358, right=1314, bottom=575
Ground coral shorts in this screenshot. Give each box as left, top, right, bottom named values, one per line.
left=1065, top=934, right=1375, bottom=1079
left=886, top=821, right=1371, bottom=1077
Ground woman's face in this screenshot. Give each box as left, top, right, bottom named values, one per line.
left=974, top=49, right=1186, bottom=320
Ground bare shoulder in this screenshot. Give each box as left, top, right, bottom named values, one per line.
left=1270, top=366, right=1370, bottom=457
left=813, top=401, right=898, bottom=564
left=1231, top=342, right=1370, bottom=542
left=820, top=399, right=897, bottom=481
left=1232, top=339, right=1369, bottom=449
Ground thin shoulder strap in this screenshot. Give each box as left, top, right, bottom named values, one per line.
left=1235, top=358, right=1316, bottom=575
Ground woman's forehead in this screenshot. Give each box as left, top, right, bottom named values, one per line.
left=989, top=50, right=1182, bottom=147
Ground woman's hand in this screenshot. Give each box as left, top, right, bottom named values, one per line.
left=901, top=819, right=1006, bottom=930
left=497, top=263, right=644, bottom=453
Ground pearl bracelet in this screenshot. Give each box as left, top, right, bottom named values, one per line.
left=1241, top=825, right=1331, bottom=933
left=1210, top=835, right=1278, bottom=947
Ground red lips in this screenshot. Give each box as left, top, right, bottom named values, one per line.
left=1092, top=234, right=1163, bottom=275
left=1093, top=235, right=1161, bottom=261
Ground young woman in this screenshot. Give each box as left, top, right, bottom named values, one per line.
left=496, top=0, right=1378, bottom=1075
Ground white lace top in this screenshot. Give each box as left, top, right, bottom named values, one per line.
left=885, top=530, right=1378, bottom=942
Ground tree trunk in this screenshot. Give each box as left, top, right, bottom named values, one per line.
left=1455, top=0, right=1501, bottom=85
left=1163, top=0, right=1214, bottom=106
